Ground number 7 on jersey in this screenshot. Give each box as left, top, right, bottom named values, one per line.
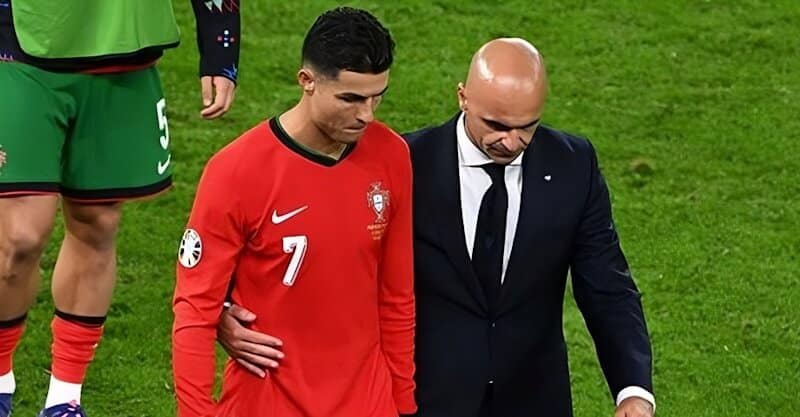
left=282, top=235, right=308, bottom=286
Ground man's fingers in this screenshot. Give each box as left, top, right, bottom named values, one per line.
left=200, top=77, right=235, bottom=119
left=200, top=95, right=225, bottom=118
left=217, top=77, right=236, bottom=112
left=237, top=350, right=281, bottom=369
left=228, top=304, right=256, bottom=322
left=237, top=338, right=284, bottom=359
left=200, top=76, right=213, bottom=107
left=233, top=326, right=283, bottom=348
left=214, top=77, right=234, bottom=98
left=235, top=358, right=267, bottom=379
left=211, top=79, right=232, bottom=116
left=240, top=341, right=284, bottom=360
left=199, top=76, right=224, bottom=118
left=224, top=86, right=236, bottom=113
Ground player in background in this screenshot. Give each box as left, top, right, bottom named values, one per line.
left=0, top=1, right=240, bottom=416
left=172, top=7, right=416, bottom=417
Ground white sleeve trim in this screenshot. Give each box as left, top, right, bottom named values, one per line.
left=616, top=386, right=656, bottom=412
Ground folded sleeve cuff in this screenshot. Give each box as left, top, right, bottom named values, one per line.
left=616, top=386, right=656, bottom=412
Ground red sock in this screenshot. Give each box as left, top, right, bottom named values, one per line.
left=0, top=322, right=25, bottom=375
left=51, top=316, right=104, bottom=384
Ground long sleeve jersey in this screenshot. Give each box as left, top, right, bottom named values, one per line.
left=173, top=118, right=416, bottom=417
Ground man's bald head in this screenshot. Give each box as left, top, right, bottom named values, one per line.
left=458, top=38, right=548, bottom=164
left=466, top=38, right=546, bottom=96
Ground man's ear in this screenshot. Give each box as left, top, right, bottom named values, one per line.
left=457, top=82, right=467, bottom=111
left=298, top=68, right=316, bottom=93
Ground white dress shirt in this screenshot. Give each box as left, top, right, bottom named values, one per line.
left=455, top=113, right=656, bottom=411
left=457, top=114, right=523, bottom=284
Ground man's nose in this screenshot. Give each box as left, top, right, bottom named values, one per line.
left=500, top=130, right=526, bottom=152
left=355, top=100, right=375, bottom=124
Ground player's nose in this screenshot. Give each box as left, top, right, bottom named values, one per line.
left=355, top=101, right=375, bottom=125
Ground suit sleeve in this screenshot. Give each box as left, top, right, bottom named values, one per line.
left=378, top=145, right=417, bottom=415
left=569, top=143, right=654, bottom=400
left=172, top=156, right=245, bottom=417
left=191, top=0, right=241, bottom=83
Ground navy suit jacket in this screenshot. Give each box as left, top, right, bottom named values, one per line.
left=403, top=114, right=653, bottom=417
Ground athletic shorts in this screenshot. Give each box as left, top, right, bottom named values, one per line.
left=0, top=62, right=172, bottom=201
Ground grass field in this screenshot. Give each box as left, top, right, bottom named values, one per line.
left=9, top=1, right=800, bottom=416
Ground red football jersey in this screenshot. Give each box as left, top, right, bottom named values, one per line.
left=172, top=118, right=416, bottom=417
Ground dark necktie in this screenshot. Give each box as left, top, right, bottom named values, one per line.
left=472, top=163, right=507, bottom=312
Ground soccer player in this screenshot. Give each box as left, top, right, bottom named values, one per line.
left=172, top=7, right=416, bottom=417
left=0, top=1, right=240, bottom=416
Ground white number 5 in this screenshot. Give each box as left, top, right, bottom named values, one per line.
left=282, top=235, right=308, bottom=286
left=156, top=98, right=170, bottom=150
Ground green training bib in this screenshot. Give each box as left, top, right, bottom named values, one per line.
left=12, top=0, right=180, bottom=59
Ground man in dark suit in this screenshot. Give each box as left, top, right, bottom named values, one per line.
left=216, top=38, right=655, bottom=417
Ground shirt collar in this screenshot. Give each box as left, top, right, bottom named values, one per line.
left=456, top=112, right=524, bottom=167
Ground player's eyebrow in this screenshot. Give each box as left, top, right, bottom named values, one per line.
left=482, top=117, right=540, bottom=131
left=336, top=85, right=390, bottom=101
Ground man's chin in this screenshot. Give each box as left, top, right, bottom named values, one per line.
left=336, top=131, right=365, bottom=144
left=486, top=150, right=516, bottom=164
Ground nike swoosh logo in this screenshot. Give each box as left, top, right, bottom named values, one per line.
left=272, top=206, right=309, bottom=224
left=157, top=154, right=172, bottom=175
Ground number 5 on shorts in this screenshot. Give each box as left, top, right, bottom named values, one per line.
left=155, top=98, right=172, bottom=176
left=282, top=236, right=307, bottom=286
left=156, top=98, right=170, bottom=150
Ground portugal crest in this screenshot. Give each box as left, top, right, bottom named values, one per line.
left=367, top=182, right=390, bottom=223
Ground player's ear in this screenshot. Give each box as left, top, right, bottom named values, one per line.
left=298, top=68, right=316, bottom=94
left=457, top=82, right=468, bottom=112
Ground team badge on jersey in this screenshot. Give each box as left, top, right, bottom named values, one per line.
left=178, top=229, right=203, bottom=268
left=367, top=182, right=390, bottom=223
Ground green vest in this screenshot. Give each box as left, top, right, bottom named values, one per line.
left=12, top=0, right=180, bottom=59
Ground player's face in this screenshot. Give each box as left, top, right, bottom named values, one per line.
left=309, top=70, right=390, bottom=144
left=458, top=83, right=543, bottom=165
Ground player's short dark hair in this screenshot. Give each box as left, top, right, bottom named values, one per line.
left=302, top=7, right=395, bottom=79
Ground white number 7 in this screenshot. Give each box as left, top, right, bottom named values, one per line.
left=282, top=235, right=308, bottom=286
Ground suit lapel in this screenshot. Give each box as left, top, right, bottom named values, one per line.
left=426, top=117, right=488, bottom=312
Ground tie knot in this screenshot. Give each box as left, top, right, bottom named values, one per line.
left=481, top=163, right=506, bottom=184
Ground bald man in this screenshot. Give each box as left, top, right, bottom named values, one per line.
left=217, top=38, right=654, bottom=417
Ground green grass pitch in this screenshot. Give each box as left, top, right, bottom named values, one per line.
left=9, top=1, right=799, bottom=415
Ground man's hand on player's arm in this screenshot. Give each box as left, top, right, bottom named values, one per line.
left=218, top=303, right=285, bottom=378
